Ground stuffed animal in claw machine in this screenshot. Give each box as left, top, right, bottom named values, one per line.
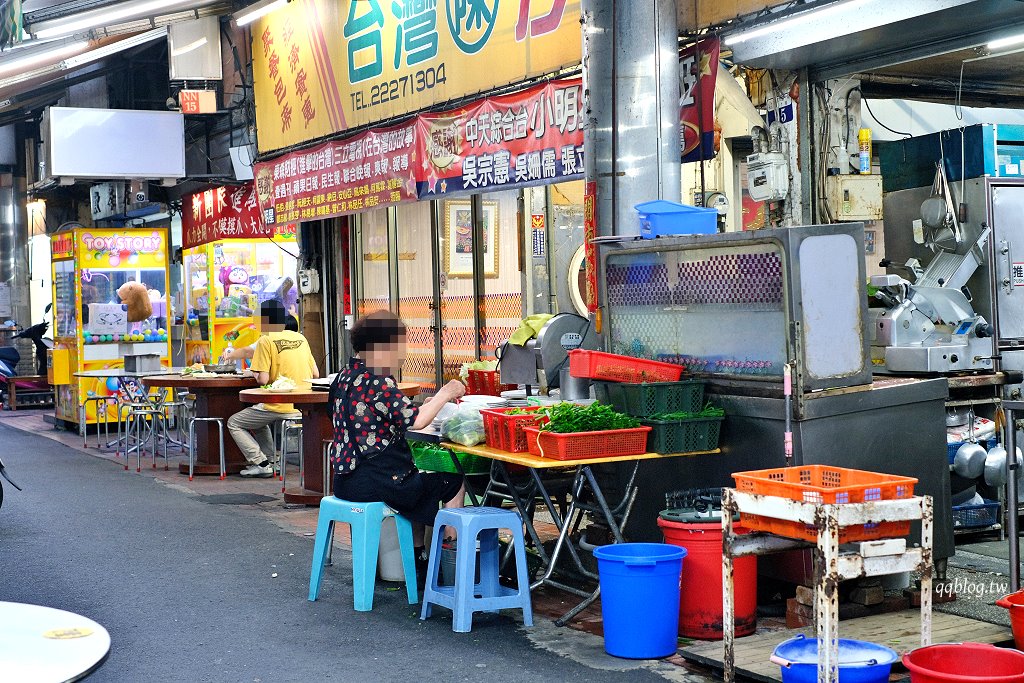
left=219, top=264, right=250, bottom=298
left=116, top=281, right=153, bottom=322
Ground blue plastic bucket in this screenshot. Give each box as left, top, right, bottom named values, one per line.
left=772, top=635, right=899, bottom=683
left=635, top=200, right=718, bottom=238
left=593, top=542, right=686, bottom=659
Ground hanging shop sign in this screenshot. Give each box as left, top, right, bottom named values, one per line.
left=252, top=0, right=582, bottom=153
left=254, top=122, right=419, bottom=227
left=182, top=182, right=270, bottom=249
left=416, top=78, right=584, bottom=197
left=679, top=37, right=720, bottom=164
left=253, top=78, right=585, bottom=224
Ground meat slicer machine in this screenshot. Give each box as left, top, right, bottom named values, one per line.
left=497, top=312, right=600, bottom=398
left=869, top=165, right=996, bottom=373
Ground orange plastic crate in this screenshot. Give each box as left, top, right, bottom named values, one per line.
left=466, top=369, right=515, bottom=396
left=522, top=425, right=652, bottom=460
left=567, top=350, right=684, bottom=383
left=481, top=407, right=547, bottom=453
left=732, top=465, right=918, bottom=543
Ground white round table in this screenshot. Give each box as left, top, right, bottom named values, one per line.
left=0, top=601, right=110, bottom=682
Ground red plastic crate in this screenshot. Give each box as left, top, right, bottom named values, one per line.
left=466, top=369, right=515, bottom=396
left=732, top=465, right=919, bottom=543
left=522, top=425, right=652, bottom=460
left=480, top=406, right=547, bottom=453
left=567, top=350, right=684, bottom=383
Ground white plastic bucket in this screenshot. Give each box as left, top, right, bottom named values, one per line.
left=377, top=516, right=404, bottom=582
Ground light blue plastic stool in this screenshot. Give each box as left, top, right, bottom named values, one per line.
left=308, top=497, right=418, bottom=611
left=420, top=507, right=534, bottom=632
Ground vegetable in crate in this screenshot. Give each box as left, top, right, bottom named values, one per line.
left=540, top=402, right=640, bottom=433
left=649, top=403, right=724, bottom=421
left=442, top=403, right=486, bottom=446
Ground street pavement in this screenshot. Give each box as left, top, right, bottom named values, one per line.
left=0, top=422, right=687, bottom=683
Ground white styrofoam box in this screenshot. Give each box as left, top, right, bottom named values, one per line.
left=87, top=304, right=128, bottom=335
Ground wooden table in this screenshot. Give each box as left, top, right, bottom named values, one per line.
left=0, top=601, right=111, bottom=682
left=239, top=382, right=420, bottom=506
left=445, top=441, right=719, bottom=625
left=143, top=374, right=257, bottom=476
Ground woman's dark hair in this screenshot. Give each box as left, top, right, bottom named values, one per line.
left=259, top=299, right=287, bottom=327
left=350, top=310, right=406, bottom=354
left=285, top=315, right=299, bottom=332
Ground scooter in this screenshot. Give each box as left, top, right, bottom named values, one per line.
left=0, top=456, right=21, bottom=509
left=12, top=303, right=53, bottom=376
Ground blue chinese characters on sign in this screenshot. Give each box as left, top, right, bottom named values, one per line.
left=446, top=0, right=498, bottom=54
left=392, top=0, right=439, bottom=68
left=345, top=0, right=386, bottom=83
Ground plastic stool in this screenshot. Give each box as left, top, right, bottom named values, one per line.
left=308, top=497, right=418, bottom=611
left=188, top=416, right=225, bottom=481
left=420, top=507, right=533, bottom=632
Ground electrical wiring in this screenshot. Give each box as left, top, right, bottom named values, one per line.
left=862, top=98, right=911, bottom=138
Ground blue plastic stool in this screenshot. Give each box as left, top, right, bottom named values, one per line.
left=420, top=507, right=534, bottom=632
left=308, top=497, right=418, bottom=611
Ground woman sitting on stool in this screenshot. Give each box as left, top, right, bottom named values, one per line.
left=328, top=310, right=466, bottom=577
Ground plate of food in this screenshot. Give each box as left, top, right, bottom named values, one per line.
left=262, top=376, right=298, bottom=393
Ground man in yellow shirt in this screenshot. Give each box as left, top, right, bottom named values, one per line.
left=227, top=300, right=319, bottom=478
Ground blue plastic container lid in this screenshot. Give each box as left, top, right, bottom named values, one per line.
left=635, top=200, right=714, bottom=216
left=593, top=542, right=686, bottom=563
left=772, top=635, right=899, bottom=667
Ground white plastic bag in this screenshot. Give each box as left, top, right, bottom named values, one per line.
left=441, top=403, right=486, bottom=446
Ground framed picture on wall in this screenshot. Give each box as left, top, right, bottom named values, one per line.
left=444, top=199, right=499, bottom=278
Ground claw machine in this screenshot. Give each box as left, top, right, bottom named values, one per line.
left=181, top=229, right=299, bottom=366
left=49, top=226, right=172, bottom=428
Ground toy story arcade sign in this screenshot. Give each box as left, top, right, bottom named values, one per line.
left=254, top=78, right=584, bottom=225
left=252, top=0, right=582, bottom=153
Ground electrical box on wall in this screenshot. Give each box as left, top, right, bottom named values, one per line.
left=825, top=175, right=883, bottom=221
left=298, top=269, right=320, bottom=294
left=746, top=152, right=788, bottom=202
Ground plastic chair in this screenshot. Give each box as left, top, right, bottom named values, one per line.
left=277, top=417, right=302, bottom=489
left=420, top=507, right=533, bottom=632
left=308, top=497, right=418, bottom=612
left=187, top=416, right=225, bottom=481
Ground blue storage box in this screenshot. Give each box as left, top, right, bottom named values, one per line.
left=635, top=200, right=717, bottom=238
left=947, top=438, right=997, bottom=465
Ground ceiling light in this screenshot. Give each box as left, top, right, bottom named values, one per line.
left=0, top=40, right=88, bottom=76
left=33, top=0, right=186, bottom=39
left=61, top=27, right=167, bottom=69
left=724, top=0, right=871, bottom=45
left=234, top=0, right=290, bottom=27
left=988, top=32, right=1024, bottom=51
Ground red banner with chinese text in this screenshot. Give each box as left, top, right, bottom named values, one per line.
left=182, top=183, right=269, bottom=250
left=254, top=122, right=418, bottom=227
left=416, top=78, right=584, bottom=198
left=680, top=38, right=720, bottom=164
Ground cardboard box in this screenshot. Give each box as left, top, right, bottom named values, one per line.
left=87, top=303, right=128, bottom=335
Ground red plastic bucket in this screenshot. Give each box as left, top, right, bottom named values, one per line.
left=997, top=591, right=1024, bottom=649
left=902, top=643, right=1024, bottom=682
left=658, top=515, right=757, bottom=639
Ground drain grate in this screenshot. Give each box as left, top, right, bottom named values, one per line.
left=198, top=493, right=278, bottom=505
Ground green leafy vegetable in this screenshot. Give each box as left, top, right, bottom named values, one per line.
left=649, top=402, right=724, bottom=421
left=539, top=402, right=639, bottom=434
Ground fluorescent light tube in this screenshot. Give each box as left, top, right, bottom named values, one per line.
left=60, top=28, right=167, bottom=69
left=0, top=40, right=88, bottom=76
left=234, top=0, right=289, bottom=27
left=989, top=32, right=1024, bottom=50
left=34, top=0, right=184, bottom=39
left=725, top=0, right=871, bottom=45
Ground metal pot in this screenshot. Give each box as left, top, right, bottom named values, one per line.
left=953, top=441, right=987, bottom=479
left=946, top=406, right=970, bottom=427
left=984, top=445, right=1008, bottom=487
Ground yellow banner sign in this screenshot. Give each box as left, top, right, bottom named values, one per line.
left=253, top=0, right=581, bottom=153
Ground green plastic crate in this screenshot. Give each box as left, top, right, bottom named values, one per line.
left=411, top=441, right=490, bottom=475
left=593, top=380, right=705, bottom=417
left=641, top=415, right=724, bottom=454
